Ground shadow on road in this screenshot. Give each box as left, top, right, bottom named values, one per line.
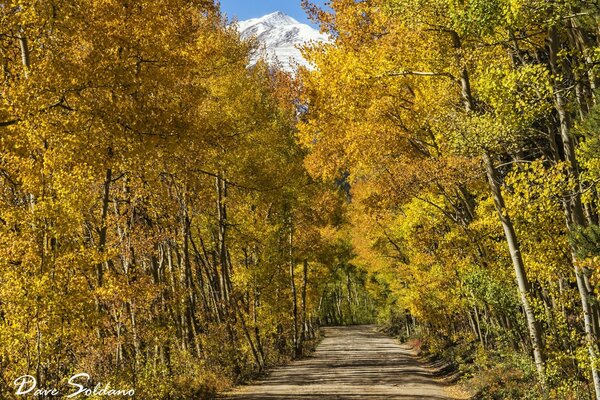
left=220, top=325, right=460, bottom=400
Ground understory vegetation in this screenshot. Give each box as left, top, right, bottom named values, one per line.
left=2, top=0, right=600, bottom=399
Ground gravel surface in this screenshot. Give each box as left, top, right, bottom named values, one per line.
left=221, top=325, right=463, bottom=400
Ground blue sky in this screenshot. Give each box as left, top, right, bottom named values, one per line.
left=218, top=0, right=328, bottom=27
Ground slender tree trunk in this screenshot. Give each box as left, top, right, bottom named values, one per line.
left=237, top=305, right=264, bottom=371
left=289, top=216, right=299, bottom=356
left=18, top=34, right=30, bottom=77
left=301, top=259, right=308, bottom=344
left=449, top=29, right=546, bottom=384
left=483, top=152, right=546, bottom=379
left=127, top=302, right=141, bottom=367
left=215, top=172, right=231, bottom=305
left=97, top=167, right=112, bottom=288
left=335, top=286, right=343, bottom=324
left=549, top=26, right=600, bottom=399
left=252, top=291, right=265, bottom=366
left=473, top=306, right=485, bottom=348
left=346, top=270, right=354, bottom=324
left=94, top=166, right=112, bottom=342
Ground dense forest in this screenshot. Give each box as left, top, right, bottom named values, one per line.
left=1, top=0, right=600, bottom=399
left=300, top=0, right=600, bottom=398
left=0, top=1, right=373, bottom=399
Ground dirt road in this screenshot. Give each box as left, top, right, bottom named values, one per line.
left=221, top=325, right=462, bottom=399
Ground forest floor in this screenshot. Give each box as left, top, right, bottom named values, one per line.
left=220, top=325, right=470, bottom=399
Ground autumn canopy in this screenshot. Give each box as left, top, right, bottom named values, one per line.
left=2, top=0, right=600, bottom=399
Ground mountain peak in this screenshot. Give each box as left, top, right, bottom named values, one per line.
left=236, top=11, right=329, bottom=73
left=261, top=11, right=298, bottom=24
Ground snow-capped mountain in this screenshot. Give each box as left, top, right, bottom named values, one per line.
left=237, top=11, right=329, bottom=72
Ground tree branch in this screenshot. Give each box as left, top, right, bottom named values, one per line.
left=385, top=70, right=457, bottom=81
left=0, top=119, right=20, bottom=127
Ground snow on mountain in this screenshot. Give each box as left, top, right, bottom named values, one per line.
left=236, top=11, right=329, bottom=73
